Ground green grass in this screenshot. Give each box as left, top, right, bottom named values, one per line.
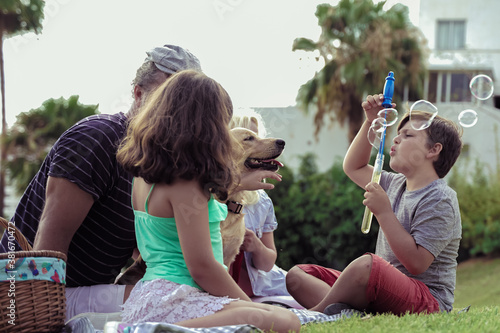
left=298, top=257, right=500, bottom=333
left=454, top=257, right=500, bottom=309
left=300, top=307, right=499, bottom=333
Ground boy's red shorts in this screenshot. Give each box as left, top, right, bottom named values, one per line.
left=297, top=253, right=440, bottom=315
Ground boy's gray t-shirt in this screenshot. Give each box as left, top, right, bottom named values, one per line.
left=376, top=171, right=462, bottom=312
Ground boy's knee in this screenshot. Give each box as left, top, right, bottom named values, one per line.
left=287, top=265, right=304, bottom=277
left=347, top=254, right=373, bottom=286
left=353, top=254, right=373, bottom=271
left=285, top=266, right=305, bottom=291
left=359, top=254, right=373, bottom=266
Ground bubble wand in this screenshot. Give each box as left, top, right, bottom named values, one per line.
left=361, top=71, right=395, bottom=234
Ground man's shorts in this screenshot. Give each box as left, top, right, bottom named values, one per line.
left=297, top=253, right=440, bottom=315
left=65, top=284, right=126, bottom=321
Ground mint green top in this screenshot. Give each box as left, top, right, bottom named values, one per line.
left=133, top=182, right=228, bottom=289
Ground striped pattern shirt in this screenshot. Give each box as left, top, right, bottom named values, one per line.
left=0, top=113, right=136, bottom=287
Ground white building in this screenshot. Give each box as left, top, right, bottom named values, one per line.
left=255, top=106, right=350, bottom=172
left=419, top=0, right=500, bottom=176
left=256, top=0, right=500, bottom=177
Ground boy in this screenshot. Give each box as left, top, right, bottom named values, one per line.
left=286, top=94, right=462, bottom=315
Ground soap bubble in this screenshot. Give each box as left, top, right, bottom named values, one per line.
left=377, top=108, right=398, bottom=127
left=367, top=117, right=387, bottom=150
left=458, top=109, right=478, bottom=128
left=409, top=100, right=438, bottom=130
left=469, top=74, right=494, bottom=100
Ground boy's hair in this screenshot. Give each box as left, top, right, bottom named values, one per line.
left=398, top=111, right=463, bottom=178
left=118, top=70, right=235, bottom=200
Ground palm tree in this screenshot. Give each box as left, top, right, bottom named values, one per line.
left=294, top=0, right=428, bottom=142
left=5, top=95, right=99, bottom=195
left=0, top=0, right=45, bottom=215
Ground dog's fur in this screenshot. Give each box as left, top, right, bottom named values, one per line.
left=220, top=127, right=285, bottom=267
left=115, top=127, right=285, bottom=285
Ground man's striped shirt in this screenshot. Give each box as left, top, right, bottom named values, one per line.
left=0, top=113, right=136, bottom=287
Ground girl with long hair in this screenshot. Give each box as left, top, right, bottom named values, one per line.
left=117, top=70, right=300, bottom=332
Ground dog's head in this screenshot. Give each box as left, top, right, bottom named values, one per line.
left=230, top=127, right=285, bottom=172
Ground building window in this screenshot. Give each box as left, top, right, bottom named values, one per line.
left=436, top=20, right=466, bottom=50
left=450, top=73, right=470, bottom=102
left=427, top=72, right=438, bottom=103
left=426, top=71, right=494, bottom=103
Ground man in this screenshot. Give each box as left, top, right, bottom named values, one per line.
left=0, top=44, right=281, bottom=319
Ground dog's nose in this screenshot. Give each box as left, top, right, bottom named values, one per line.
left=276, top=139, right=285, bottom=148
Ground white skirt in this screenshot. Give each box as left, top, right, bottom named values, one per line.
left=121, top=279, right=237, bottom=324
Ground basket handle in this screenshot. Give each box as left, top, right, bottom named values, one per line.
left=0, top=216, right=33, bottom=251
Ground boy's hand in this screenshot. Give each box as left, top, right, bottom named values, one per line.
left=361, top=94, right=396, bottom=123
left=363, top=182, right=392, bottom=217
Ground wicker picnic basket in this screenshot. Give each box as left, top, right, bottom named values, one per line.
left=0, top=217, right=67, bottom=333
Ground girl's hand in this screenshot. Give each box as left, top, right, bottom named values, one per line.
left=241, top=228, right=260, bottom=253
left=238, top=170, right=282, bottom=191
left=240, top=230, right=277, bottom=272
left=363, top=182, right=392, bottom=218
left=361, top=94, right=396, bottom=123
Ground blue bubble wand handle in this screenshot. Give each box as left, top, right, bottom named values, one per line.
left=361, top=72, right=395, bottom=234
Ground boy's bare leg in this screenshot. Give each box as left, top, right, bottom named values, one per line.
left=286, top=266, right=333, bottom=309
left=310, top=254, right=372, bottom=312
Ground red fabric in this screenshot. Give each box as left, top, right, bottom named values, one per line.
left=297, top=253, right=440, bottom=315
left=364, top=253, right=439, bottom=314
left=297, top=264, right=341, bottom=286
left=230, top=250, right=245, bottom=283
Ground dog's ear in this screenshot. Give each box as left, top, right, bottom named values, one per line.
left=229, top=129, right=247, bottom=167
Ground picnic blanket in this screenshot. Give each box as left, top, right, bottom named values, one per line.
left=65, top=305, right=472, bottom=332
left=64, top=308, right=362, bottom=333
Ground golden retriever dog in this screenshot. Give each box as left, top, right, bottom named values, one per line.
left=115, top=127, right=285, bottom=285
left=220, top=127, right=285, bottom=266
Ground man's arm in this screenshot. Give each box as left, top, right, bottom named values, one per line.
left=33, top=176, right=94, bottom=255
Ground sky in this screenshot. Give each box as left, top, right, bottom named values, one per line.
left=3, top=0, right=420, bottom=126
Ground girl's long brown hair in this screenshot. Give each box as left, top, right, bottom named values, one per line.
left=117, top=70, right=236, bottom=200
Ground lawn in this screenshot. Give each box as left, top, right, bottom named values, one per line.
left=299, top=257, right=500, bottom=333
left=454, top=257, right=500, bottom=309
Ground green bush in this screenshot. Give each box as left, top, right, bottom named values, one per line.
left=448, top=160, right=500, bottom=259
left=268, top=153, right=379, bottom=270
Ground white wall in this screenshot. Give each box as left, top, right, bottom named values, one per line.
left=436, top=102, right=500, bottom=176
left=255, top=107, right=351, bottom=172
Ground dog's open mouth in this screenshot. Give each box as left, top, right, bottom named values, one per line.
left=245, top=157, right=284, bottom=171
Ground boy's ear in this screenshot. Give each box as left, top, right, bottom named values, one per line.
left=427, top=142, right=443, bottom=160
